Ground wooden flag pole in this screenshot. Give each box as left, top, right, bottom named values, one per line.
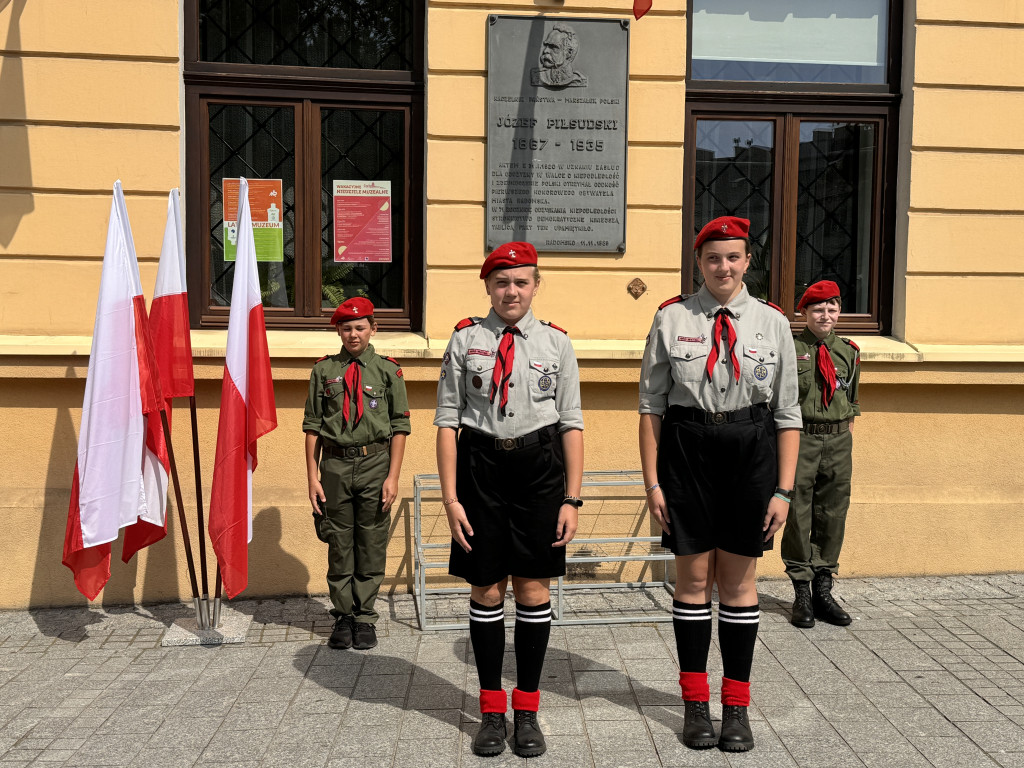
left=188, top=395, right=211, bottom=627
left=159, top=407, right=204, bottom=627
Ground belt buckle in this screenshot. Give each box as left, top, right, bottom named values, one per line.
left=499, top=438, right=517, bottom=451
left=711, top=412, right=726, bottom=425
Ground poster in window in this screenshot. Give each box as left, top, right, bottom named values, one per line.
left=333, top=180, right=392, bottom=263
left=222, top=178, right=284, bottom=262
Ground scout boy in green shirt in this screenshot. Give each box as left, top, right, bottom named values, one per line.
left=781, top=281, right=861, bottom=629
left=303, top=297, right=410, bottom=650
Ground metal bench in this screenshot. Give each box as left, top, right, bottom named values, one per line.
left=412, top=470, right=675, bottom=630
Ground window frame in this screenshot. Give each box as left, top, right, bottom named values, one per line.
left=683, top=0, right=903, bottom=335
left=183, top=0, right=424, bottom=332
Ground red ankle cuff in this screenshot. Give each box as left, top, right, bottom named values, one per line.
left=479, top=689, right=507, bottom=714
left=679, top=671, right=710, bottom=702
left=721, top=677, right=751, bottom=707
left=511, top=688, right=540, bottom=712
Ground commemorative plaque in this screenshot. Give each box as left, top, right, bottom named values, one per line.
left=486, top=16, right=629, bottom=252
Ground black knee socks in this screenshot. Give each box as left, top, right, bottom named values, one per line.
left=717, top=603, right=760, bottom=683
left=672, top=600, right=713, bottom=672
left=469, top=599, right=505, bottom=690
left=514, top=601, right=552, bottom=693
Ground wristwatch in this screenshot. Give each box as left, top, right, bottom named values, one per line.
left=562, top=496, right=583, bottom=508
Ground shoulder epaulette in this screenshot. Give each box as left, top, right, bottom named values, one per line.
left=757, top=297, right=786, bottom=315
left=841, top=337, right=860, bottom=352
left=454, top=317, right=481, bottom=331
left=383, top=355, right=404, bottom=378
left=540, top=320, right=568, bottom=334
left=315, top=354, right=329, bottom=363
left=658, top=295, right=684, bottom=310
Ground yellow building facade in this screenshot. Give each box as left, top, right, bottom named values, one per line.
left=1, top=0, right=1022, bottom=609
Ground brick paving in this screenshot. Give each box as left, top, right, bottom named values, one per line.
left=3, top=574, right=1024, bottom=766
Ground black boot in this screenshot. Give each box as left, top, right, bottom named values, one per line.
left=472, top=712, right=507, bottom=757
left=812, top=571, right=852, bottom=626
left=790, top=581, right=815, bottom=628
left=682, top=700, right=717, bottom=749
left=718, top=705, right=754, bottom=752
left=512, top=710, right=546, bottom=757
left=327, top=615, right=354, bottom=649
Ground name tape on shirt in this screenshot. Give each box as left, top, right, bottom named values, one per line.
left=467, top=348, right=494, bottom=357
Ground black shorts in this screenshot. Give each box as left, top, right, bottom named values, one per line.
left=658, top=404, right=777, bottom=558
left=449, top=425, right=567, bottom=587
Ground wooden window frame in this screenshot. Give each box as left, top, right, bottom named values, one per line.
left=684, top=1, right=903, bottom=336
left=183, top=0, right=424, bottom=332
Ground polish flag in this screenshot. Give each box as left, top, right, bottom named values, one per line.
left=122, top=189, right=192, bottom=563
left=208, top=177, right=277, bottom=598
left=63, top=181, right=168, bottom=599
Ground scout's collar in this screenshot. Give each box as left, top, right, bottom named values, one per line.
left=483, top=307, right=539, bottom=337
left=696, top=283, right=752, bottom=319
left=799, top=327, right=836, bottom=347
left=339, top=342, right=376, bottom=364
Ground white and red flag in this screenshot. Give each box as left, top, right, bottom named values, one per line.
left=63, top=181, right=169, bottom=599
left=208, top=177, right=277, bottom=598
left=122, top=189, right=192, bottom=563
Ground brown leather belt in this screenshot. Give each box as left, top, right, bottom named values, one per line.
left=321, top=439, right=389, bottom=459
left=803, top=420, right=849, bottom=435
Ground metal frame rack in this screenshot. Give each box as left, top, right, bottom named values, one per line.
left=412, top=471, right=675, bottom=631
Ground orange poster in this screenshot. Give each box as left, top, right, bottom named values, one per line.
left=222, top=178, right=284, bottom=262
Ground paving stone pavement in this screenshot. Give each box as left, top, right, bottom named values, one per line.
left=4, top=574, right=1024, bottom=767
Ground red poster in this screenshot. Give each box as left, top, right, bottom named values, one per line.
left=333, top=180, right=392, bottom=263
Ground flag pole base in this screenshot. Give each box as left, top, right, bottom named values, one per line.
left=161, top=603, right=249, bottom=647
left=213, top=597, right=222, bottom=630
left=192, top=597, right=206, bottom=630
left=201, top=594, right=211, bottom=629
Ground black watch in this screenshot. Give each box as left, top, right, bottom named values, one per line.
left=562, top=496, right=583, bottom=508
left=775, top=486, right=794, bottom=496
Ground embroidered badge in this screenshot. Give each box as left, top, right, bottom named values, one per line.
left=325, top=387, right=333, bottom=397
left=754, top=364, right=768, bottom=381
left=365, top=385, right=373, bottom=391
left=796, top=354, right=811, bottom=361
left=467, top=348, right=494, bottom=357
left=368, top=398, right=379, bottom=410
left=472, top=375, right=483, bottom=389
left=538, top=375, right=552, bottom=392
left=677, top=334, right=707, bottom=344
left=439, top=369, right=447, bottom=380
left=443, top=352, right=451, bottom=365
left=326, top=376, right=344, bottom=385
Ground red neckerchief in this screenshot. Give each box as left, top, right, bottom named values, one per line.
left=816, top=340, right=837, bottom=407
left=706, top=309, right=740, bottom=383
left=489, top=326, right=519, bottom=415
left=342, top=357, right=364, bottom=429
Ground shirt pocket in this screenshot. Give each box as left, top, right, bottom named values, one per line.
left=796, top=359, right=814, bottom=399
left=528, top=358, right=559, bottom=401
left=669, top=342, right=709, bottom=384
left=741, top=344, right=778, bottom=390
left=362, top=383, right=388, bottom=413
left=465, top=354, right=496, bottom=397
left=322, top=377, right=346, bottom=413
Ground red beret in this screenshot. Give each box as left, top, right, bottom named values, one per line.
left=797, top=280, right=841, bottom=311
left=694, top=216, right=750, bottom=251
left=480, top=241, right=538, bottom=279
left=330, top=297, right=375, bottom=324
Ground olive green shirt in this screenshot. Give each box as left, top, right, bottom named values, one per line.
left=302, top=343, right=411, bottom=446
left=794, top=329, right=861, bottom=423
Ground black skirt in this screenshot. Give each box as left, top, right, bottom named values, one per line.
left=658, top=404, right=777, bottom=558
left=449, top=425, right=567, bottom=586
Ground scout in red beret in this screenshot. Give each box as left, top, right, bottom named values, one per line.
left=330, top=297, right=375, bottom=325
left=796, top=280, right=841, bottom=312
left=693, top=216, right=750, bottom=252
left=480, top=241, right=539, bottom=279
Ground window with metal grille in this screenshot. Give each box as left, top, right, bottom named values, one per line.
left=684, top=1, right=901, bottom=334
left=184, top=0, right=424, bottom=331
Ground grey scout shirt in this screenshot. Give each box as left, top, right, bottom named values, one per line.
left=639, top=285, right=802, bottom=430
left=434, top=308, right=584, bottom=437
